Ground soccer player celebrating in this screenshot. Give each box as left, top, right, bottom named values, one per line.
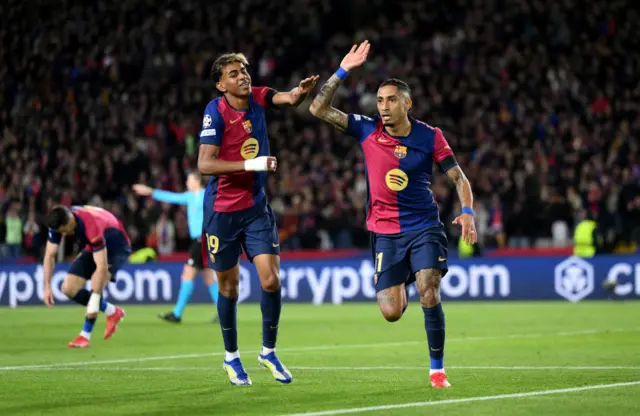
left=42, top=205, right=129, bottom=348
left=132, top=170, right=220, bottom=324
left=309, top=41, right=477, bottom=388
left=197, top=52, right=318, bottom=386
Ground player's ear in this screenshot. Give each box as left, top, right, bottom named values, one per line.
left=406, top=97, right=413, bottom=111
left=216, top=81, right=226, bottom=94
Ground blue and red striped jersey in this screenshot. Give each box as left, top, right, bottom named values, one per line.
left=199, top=87, right=276, bottom=212
left=48, top=206, right=130, bottom=252
left=346, top=114, right=458, bottom=235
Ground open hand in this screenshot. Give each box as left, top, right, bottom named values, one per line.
left=452, top=214, right=477, bottom=245
left=340, top=40, right=371, bottom=71
left=132, top=184, right=153, bottom=196
left=296, top=75, right=320, bottom=95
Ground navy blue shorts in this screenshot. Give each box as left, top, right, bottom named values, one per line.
left=202, top=202, right=280, bottom=272
left=371, top=226, right=449, bottom=292
left=68, top=237, right=131, bottom=281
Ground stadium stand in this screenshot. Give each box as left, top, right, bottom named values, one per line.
left=1, top=0, right=639, bottom=260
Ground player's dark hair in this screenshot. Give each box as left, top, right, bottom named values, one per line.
left=46, top=206, right=70, bottom=229
left=379, top=78, right=411, bottom=98
left=210, top=53, right=250, bottom=82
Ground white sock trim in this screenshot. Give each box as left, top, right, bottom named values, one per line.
left=225, top=350, right=240, bottom=361
left=261, top=346, right=275, bottom=356
left=80, top=331, right=91, bottom=340
left=430, top=368, right=445, bottom=375
left=105, top=303, right=117, bottom=316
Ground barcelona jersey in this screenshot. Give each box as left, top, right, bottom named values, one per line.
left=345, top=114, right=458, bottom=235
left=199, top=87, right=276, bottom=212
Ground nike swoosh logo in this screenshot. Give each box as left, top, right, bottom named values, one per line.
left=378, top=138, right=390, bottom=143
left=273, top=243, right=280, bottom=248
left=430, top=348, right=442, bottom=352
left=438, top=257, right=447, bottom=262
left=222, top=327, right=232, bottom=331
left=269, top=325, right=278, bottom=329
left=229, top=117, right=242, bottom=124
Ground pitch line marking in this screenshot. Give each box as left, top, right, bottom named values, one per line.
left=282, top=381, right=640, bottom=416
left=10, top=365, right=640, bottom=372
left=0, top=327, right=637, bottom=371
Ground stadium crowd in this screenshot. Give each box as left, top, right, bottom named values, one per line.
left=1, top=0, right=639, bottom=259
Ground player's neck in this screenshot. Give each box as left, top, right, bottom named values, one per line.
left=385, top=118, right=412, bottom=137
left=225, top=93, right=250, bottom=110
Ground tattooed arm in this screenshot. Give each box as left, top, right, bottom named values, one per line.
left=447, top=165, right=478, bottom=245
left=309, top=40, right=370, bottom=132
left=309, top=74, right=349, bottom=132
left=446, top=166, right=474, bottom=210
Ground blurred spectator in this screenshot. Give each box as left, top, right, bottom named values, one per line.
left=4, top=203, right=23, bottom=257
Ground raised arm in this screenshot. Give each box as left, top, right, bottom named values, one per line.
left=309, top=40, right=370, bottom=132
left=309, top=74, right=349, bottom=132
left=272, top=76, right=320, bottom=107
left=132, top=184, right=190, bottom=204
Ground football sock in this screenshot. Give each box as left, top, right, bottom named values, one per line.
left=423, top=303, right=445, bottom=373
left=261, top=347, right=276, bottom=356
left=71, top=288, right=90, bottom=305
left=172, top=280, right=194, bottom=319
left=225, top=350, right=240, bottom=361
left=208, top=281, right=219, bottom=305
left=81, top=317, right=96, bottom=339
left=102, top=301, right=117, bottom=316
left=217, top=292, right=239, bottom=353
left=261, top=287, right=282, bottom=349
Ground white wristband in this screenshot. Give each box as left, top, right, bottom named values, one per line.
left=244, top=156, right=271, bottom=172
left=87, top=292, right=101, bottom=314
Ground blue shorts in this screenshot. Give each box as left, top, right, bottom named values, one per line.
left=68, top=236, right=131, bottom=281
left=371, top=226, right=449, bottom=292
left=202, top=202, right=280, bottom=272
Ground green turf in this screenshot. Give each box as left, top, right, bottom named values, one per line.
left=1, top=301, right=639, bottom=415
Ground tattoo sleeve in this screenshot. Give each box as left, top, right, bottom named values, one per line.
left=309, top=74, right=349, bottom=132
left=446, top=166, right=474, bottom=209
left=377, top=288, right=397, bottom=305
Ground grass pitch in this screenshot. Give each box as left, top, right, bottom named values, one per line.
left=1, top=301, right=639, bottom=415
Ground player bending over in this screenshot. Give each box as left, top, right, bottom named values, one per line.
left=197, top=52, right=318, bottom=386
left=133, top=171, right=220, bottom=324
left=42, top=206, right=129, bottom=348
left=309, top=41, right=477, bottom=388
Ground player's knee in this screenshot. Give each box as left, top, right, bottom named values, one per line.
left=380, top=306, right=403, bottom=322
left=219, top=279, right=239, bottom=298
left=260, top=273, right=280, bottom=292
left=61, top=279, right=79, bottom=299
left=180, top=265, right=197, bottom=281
left=419, top=288, right=441, bottom=308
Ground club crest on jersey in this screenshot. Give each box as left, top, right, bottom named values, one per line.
left=243, top=120, right=252, bottom=133
left=394, top=145, right=407, bottom=159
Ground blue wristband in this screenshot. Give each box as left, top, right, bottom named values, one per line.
left=462, top=207, right=475, bottom=217
left=335, top=67, right=349, bottom=80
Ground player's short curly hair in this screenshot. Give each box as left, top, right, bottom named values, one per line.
left=210, top=53, right=249, bottom=82
left=379, top=78, right=412, bottom=99
left=46, top=205, right=70, bottom=229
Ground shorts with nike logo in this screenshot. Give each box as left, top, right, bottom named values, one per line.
left=371, top=225, right=449, bottom=292
left=202, top=201, right=280, bottom=272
